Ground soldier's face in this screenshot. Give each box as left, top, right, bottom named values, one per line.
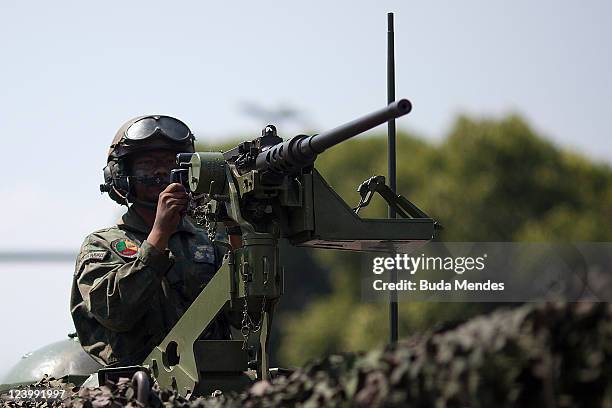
left=129, top=150, right=178, bottom=203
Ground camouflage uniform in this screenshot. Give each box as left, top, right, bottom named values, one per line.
left=70, top=206, right=230, bottom=366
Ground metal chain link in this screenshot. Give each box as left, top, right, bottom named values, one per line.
left=240, top=262, right=267, bottom=349
left=187, top=194, right=218, bottom=242
left=205, top=217, right=218, bottom=243
left=240, top=296, right=267, bottom=350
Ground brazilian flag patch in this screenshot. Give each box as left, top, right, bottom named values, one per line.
left=111, top=239, right=139, bottom=258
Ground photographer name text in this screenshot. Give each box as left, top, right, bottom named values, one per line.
left=373, top=279, right=504, bottom=291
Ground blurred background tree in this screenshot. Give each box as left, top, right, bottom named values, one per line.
left=203, top=113, right=612, bottom=367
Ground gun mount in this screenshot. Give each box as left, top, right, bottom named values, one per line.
left=143, top=99, right=438, bottom=396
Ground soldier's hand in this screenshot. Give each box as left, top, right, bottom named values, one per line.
left=148, top=183, right=188, bottom=250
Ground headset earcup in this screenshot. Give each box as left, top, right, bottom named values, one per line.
left=113, top=160, right=130, bottom=192
left=102, top=160, right=130, bottom=205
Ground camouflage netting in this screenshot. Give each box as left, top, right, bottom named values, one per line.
left=4, top=302, right=612, bottom=407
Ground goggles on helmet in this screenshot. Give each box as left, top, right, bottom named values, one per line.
left=123, top=115, right=193, bottom=143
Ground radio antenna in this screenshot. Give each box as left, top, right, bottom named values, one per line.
left=387, top=12, right=399, bottom=344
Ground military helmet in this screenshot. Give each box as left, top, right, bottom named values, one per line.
left=101, top=115, right=196, bottom=205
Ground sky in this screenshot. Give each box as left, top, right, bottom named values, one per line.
left=0, top=0, right=611, bottom=379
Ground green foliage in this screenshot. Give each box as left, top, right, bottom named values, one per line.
left=276, top=114, right=612, bottom=366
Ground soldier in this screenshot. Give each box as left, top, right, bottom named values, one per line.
left=70, top=115, right=234, bottom=366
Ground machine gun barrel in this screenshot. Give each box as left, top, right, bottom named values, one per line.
left=308, top=98, right=411, bottom=153
left=255, top=99, right=412, bottom=173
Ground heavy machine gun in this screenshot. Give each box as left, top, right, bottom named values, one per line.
left=113, top=98, right=440, bottom=397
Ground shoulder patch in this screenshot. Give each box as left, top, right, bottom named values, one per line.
left=111, top=239, right=139, bottom=258
left=193, top=244, right=216, bottom=263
